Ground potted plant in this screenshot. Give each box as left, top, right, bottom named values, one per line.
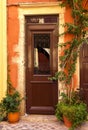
left=0, top=66, right=25, bottom=123
left=55, top=91, right=87, bottom=130
left=0, top=89, right=24, bottom=123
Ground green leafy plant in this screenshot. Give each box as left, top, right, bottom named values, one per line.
left=2, top=91, right=24, bottom=113
left=7, top=65, right=15, bottom=94
left=50, top=0, right=88, bottom=90
left=0, top=102, right=7, bottom=121
left=56, top=92, right=87, bottom=130
left=0, top=65, right=25, bottom=122
left=0, top=90, right=24, bottom=121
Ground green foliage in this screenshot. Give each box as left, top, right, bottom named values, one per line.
left=54, top=0, right=88, bottom=85
left=55, top=92, right=88, bottom=130
left=2, top=91, right=23, bottom=113
left=73, top=103, right=87, bottom=128
left=0, top=90, right=24, bottom=121
left=7, top=65, right=15, bottom=94
left=0, top=102, right=7, bottom=121
left=0, top=66, right=25, bottom=122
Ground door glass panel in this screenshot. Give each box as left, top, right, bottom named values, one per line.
left=34, top=33, right=50, bottom=75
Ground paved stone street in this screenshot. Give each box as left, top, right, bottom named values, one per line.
left=0, top=115, right=88, bottom=130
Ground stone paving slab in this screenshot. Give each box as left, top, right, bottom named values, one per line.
left=0, top=115, right=88, bottom=130
left=0, top=121, right=68, bottom=130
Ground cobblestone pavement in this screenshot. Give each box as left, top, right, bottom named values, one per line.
left=0, top=115, right=88, bottom=130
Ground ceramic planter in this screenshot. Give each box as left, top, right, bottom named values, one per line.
left=8, top=112, right=20, bottom=123
left=63, top=115, right=72, bottom=128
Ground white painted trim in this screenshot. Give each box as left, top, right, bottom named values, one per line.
left=19, top=2, right=62, bottom=8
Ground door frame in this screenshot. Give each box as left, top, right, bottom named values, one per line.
left=25, top=23, right=58, bottom=114
left=17, top=3, right=65, bottom=114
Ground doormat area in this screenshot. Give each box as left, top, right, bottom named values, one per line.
left=0, top=121, right=68, bottom=130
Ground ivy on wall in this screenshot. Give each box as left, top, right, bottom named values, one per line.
left=51, top=0, right=88, bottom=89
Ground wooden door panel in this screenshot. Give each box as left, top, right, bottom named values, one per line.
left=30, top=82, right=57, bottom=106
left=82, top=63, right=88, bottom=88
left=80, top=41, right=88, bottom=107
left=82, top=44, right=88, bottom=58
left=26, top=24, right=58, bottom=114
left=28, top=82, right=58, bottom=114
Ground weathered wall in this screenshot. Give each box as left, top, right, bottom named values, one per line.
left=7, top=5, right=19, bottom=88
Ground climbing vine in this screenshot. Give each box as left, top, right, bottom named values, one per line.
left=51, top=0, right=88, bottom=88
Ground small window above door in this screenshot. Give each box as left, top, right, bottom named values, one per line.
left=25, top=15, right=58, bottom=24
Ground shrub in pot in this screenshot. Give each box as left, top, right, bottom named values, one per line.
left=0, top=90, right=24, bottom=123
left=55, top=92, right=87, bottom=130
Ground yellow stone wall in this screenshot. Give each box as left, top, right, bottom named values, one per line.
left=0, top=0, right=7, bottom=101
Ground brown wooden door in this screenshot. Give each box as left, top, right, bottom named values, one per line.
left=25, top=24, right=58, bottom=114
left=80, top=40, right=88, bottom=106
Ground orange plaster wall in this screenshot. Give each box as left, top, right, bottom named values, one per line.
left=82, top=0, right=88, bottom=9
left=64, top=7, right=74, bottom=42
left=7, top=0, right=78, bottom=89
left=7, top=6, right=19, bottom=88
left=64, top=7, right=78, bottom=88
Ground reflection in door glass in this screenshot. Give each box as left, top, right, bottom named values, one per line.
left=34, top=34, right=50, bottom=74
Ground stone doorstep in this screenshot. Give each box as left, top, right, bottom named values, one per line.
left=21, top=114, right=58, bottom=122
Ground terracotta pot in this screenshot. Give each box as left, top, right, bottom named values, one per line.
left=8, top=112, right=20, bottom=123
left=63, top=116, right=72, bottom=128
